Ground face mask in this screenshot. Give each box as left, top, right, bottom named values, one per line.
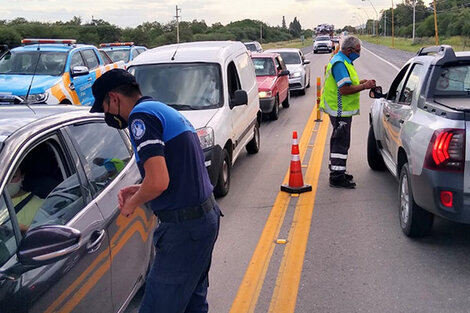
left=105, top=113, right=128, bottom=129
left=349, top=52, right=360, bottom=61
left=7, top=180, right=21, bottom=197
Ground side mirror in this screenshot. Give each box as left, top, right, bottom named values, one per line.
left=71, top=66, right=89, bottom=77
left=279, top=70, right=290, bottom=77
left=369, top=86, right=385, bottom=99
left=303, top=60, right=311, bottom=65
left=230, top=90, right=248, bottom=109
left=18, top=225, right=81, bottom=266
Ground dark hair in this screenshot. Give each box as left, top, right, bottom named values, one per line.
left=111, top=83, right=142, bottom=98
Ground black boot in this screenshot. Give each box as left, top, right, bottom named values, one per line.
left=329, top=177, right=356, bottom=189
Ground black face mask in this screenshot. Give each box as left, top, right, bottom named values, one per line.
left=104, top=98, right=128, bottom=129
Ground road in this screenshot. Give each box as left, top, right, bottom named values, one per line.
left=127, top=44, right=470, bottom=313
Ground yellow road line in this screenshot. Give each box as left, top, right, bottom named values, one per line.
left=229, top=106, right=320, bottom=313
left=268, top=113, right=329, bottom=313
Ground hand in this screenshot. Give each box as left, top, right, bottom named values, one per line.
left=118, top=185, right=140, bottom=209
left=119, top=197, right=137, bottom=218
left=360, top=79, right=368, bottom=84
left=363, top=80, right=376, bottom=89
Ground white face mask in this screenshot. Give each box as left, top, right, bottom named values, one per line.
left=7, top=181, right=21, bottom=197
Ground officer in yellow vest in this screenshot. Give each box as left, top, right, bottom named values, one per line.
left=320, top=36, right=376, bottom=188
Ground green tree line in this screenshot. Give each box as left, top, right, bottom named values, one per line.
left=0, top=17, right=312, bottom=48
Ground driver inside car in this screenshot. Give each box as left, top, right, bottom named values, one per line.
left=8, top=166, right=43, bottom=233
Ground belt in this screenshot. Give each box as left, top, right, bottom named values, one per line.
left=156, top=194, right=216, bottom=223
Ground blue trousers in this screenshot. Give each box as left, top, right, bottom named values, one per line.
left=139, top=205, right=221, bottom=313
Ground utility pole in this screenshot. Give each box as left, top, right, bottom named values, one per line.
left=412, top=0, right=416, bottom=44
left=260, top=22, right=263, bottom=42
left=175, top=5, right=182, bottom=44
left=392, top=0, right=395, bottom=48
left=433, top=0, right=439, bottom=45
left=384, top=11, right=386, bottom=36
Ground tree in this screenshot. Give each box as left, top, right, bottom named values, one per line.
left=289, top=17, right=302, bottom=37
left=0, top=27, right=21, bottom=47
left=282, top=16, right=287, bottom=29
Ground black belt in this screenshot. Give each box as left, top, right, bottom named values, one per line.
left=156, top=194, right=216, bottom=223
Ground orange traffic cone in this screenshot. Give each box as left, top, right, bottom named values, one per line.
left=281, top=131, right=312, bottom=194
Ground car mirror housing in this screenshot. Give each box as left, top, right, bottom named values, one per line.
left=279, top=70, right=290, bottom=77
left=18, top=225, right=81, bottom=266
left=71, top=66, right=90, bottom=77
left=230, top=90, right=248, bottom=109
left=369, top=86, right=385, bottom=99
left=303, top=60, right=311, bottom=65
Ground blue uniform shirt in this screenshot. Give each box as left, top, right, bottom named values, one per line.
left=128, top=97, right=213, bottom=212
left=331, top=51, right=353, bottom=88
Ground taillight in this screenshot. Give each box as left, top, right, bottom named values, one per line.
left=440, top=191, right=453, bottom=207
left=424, top=129, right=465, bottom=172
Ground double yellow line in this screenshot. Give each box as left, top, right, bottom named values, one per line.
left=230, top=105, right=330, bottom=313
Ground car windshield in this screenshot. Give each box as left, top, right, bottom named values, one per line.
left=245, top=44, right=257, bottom=52
left=316, top=37, right=330, bottom=41
left=0, top=51, right=67, bottom=76
left=106, top=49, right=131, bottom=63
left=278, top=52, right=301, bottom=65
left=130, top=63, right=223, bottom=110
left=433, top=64, right=470, bottom=97
left=253, top=58, right=276, bottom=76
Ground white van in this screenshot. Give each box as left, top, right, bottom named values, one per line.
left=128, top=41, right=261, bottom=197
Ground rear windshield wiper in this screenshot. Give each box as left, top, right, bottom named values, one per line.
left=168, top=104, right=198, bottom=110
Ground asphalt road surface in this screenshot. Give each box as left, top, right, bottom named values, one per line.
left=126, top=43, right=470, bottom=313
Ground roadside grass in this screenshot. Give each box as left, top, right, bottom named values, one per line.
left=357, top=35, right=469, bottom=52
left=263, top=39, right=312, bottom=50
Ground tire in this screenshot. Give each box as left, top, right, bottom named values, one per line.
left=282, top=90, right=290, bottom=108
left=213, top=149, right=231, bottom=197
left=399, top=163, right=434, bottom=237
left=306, top=75, right=310, bottom=88
left=299, top=88, right=306, bottom=96
left=246, top=122, right=260, bottom=154
left=367, top=125, right=386, bottom=170
left=269, top=95, right=280, bottom=120
left=313, top=50, right=317, bottom=54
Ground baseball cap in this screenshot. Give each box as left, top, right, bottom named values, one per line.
left=90, top=69, right=138, bottom=113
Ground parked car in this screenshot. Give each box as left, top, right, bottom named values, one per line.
left=251, top=52, right=290, bottom=120
left=129, top=41, right=261, bottom=197
left=367, top=45, right=470, bottom=237
left=313, top=35, right=333, bottom=54
left=0, top=39, right=124, bottom=105
left=98, top=48, right=115, bottom=65
left=100, top=42, right=147, bottom=66
left=244, top=41, right=263, bottom=53
left=265, top=48, right=311, bottom=95
left=0, top=105, right=156, bottom=312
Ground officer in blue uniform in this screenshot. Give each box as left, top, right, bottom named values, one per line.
left=90, top=69, right=221, bottom=313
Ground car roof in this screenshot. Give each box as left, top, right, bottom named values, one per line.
left=244, top=41, right=260, bottom=45
left=265, top=48, right=300, bottom=53
left=12, top=44, right=92, bottom=53
left=251, top=52, right=279, bottom=59
left=130, top=41, right=247, bottom=65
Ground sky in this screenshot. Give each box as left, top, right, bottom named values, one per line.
left=2, top=0, right=400, bottom=30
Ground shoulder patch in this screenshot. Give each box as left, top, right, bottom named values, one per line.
left=131, top=119, right=146, bottom=140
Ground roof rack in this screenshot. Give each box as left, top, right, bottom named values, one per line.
left=416, top=45, right=456, bottom=59
left=22, top=38, right=76, bottom=45
left=100, top=42, right=134, bottom=47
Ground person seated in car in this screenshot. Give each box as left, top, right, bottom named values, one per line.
left=7, top=167, right=43, bottom=233
left=93, top=157, right=125, bottom=180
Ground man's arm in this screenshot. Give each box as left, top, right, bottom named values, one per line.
left=339, top=79, right=376, bottom=95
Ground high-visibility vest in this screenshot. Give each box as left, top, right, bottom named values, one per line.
left=320, top=55, right=360, bottom=117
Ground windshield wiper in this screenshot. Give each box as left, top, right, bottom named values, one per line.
left=168, top=104, right=198, bottom=110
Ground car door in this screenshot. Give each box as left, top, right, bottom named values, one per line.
left=0, top=132, right=112, bottom=313
left=79, top=49, right=101, bottom=106
left=275, top=56, right=289, bottom=101
left=300, top=50, right=310, bottom=85
left=387, top=63, right=425, bottom=160
left=65, top=122, right=156, bottom=312
left=69, top=51, right=90, bottom=105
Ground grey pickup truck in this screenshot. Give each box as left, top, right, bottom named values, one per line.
left=367, top=45, right=470, bottom=237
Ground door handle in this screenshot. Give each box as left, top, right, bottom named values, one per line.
left=399, top=119, right=405, bottom=124
left=384, top=113, right=390, bottom=118
left=86, top=229, right=106, bottom=253
left=87, top=77, right=93, bottom=81
left=69, top=83, right=75, bottom=91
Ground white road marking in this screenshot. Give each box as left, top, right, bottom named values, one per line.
left=362, top=46, right=400, bottom=71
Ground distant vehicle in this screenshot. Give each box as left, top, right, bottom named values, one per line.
left=0, top=105, right=156, bottom=312
left=314, top=23, right=334, bottom=37
left=244, top=41, right=263, bottom=53
left=129, top=41, right=261, bottom=197
left=98, top=48, right=115, bottom=65
left=331, top=36, right=340, bottom=49
left=0, top=38, right=124, bottom=105
left=99, top=42, right=147, bottom=65
left=368, top=45, right=470, bottom=237
left=265, top=48, right=311, bottom=95
left=251, top=52, right=290, bottom=120
left=313, top=36, right=333, bottom=54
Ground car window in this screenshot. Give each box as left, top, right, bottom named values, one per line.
left=106, top=50, right=131, bottom=63
left=70, top=51, right=86, bottom=68
left=131, top=49, right=139, bottom=60
left=68, top=123, right=132, bottom=196
left=252, top=58, right=276, bottom=76
left=81, top=49, right=99, bottom=70
left=387, top=64, right=410, bottom=101
left=434, top=64, right=470, bottom=96
left=137, top=48, right=146, bottom=54
left=227, top=61, right=242, bottom=98
left=0, top=193, right=17, bottom=267
left=278, top=52, right=301, bottom=65
left=274, top=57, right=284, bottom=71
left=245, top=43, right=257, bottom=52
left=399, top=63, right=424, bottom=105
left=0, top=51, right=66, bottom=76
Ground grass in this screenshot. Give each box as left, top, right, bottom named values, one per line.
left=357, top=35, right=469, bottom=52
left=262, top=39, right=310, bottom=50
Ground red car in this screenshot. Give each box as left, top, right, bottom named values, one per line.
left=251, top=53, right=290, bottom=120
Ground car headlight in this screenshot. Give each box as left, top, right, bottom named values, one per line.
left=290, top=72, right=301, bottom=78
left=197, top=127, right=214, bottom=150
left=258, top=91, right=272, bottom=98
left=21, top=93, right=49, bottom=103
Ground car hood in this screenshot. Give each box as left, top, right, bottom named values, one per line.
left=256, top=76, right=276, bottom=90
left=179, top=108, right=220, bottom=129
left=314, top=40, right=331, bottom=45
left=286, top=64, right=303, bottom=73
left=0, top=74, right=61, bottom=95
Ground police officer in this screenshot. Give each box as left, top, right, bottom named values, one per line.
left=90, top=69, right=221, bottom=313
left=320, top=36, right=376, bottom=188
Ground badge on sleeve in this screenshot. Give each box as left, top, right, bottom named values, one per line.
left=131, top=119, right=146, bottom=140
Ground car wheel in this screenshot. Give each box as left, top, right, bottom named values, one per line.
left=269, top=95, right=280, bottom=120
left=313, top=50, right=317, bottom=54
left=306, top=75, right=311, bottom=88
left=367, top=125, right=386, bottom=170
left=299, top=87, right=306, bottom=96
left=282, top=90, right=290, bottom=108
left=399, top=163, right=434, bottom=237
left=213, top=149, right=231, bottom=197
left=246, top=122, right=260, bottom=154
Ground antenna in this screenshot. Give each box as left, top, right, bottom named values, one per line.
left=171, top=45, right=180, bottom=61
left=22, top=43, right=41, bottom=113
